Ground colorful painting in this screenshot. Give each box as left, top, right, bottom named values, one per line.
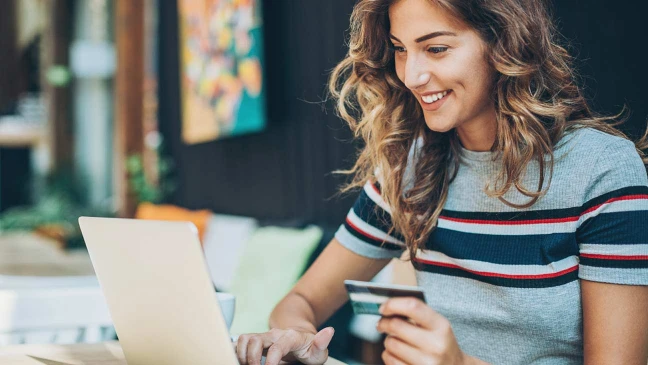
left=179, top=0, right=266, bottom=144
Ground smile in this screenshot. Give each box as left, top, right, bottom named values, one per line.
left=418, top=90, right=452, bottom=112
left=421, top=90, right=449, bottom=104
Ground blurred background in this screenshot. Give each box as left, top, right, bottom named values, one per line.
left=0, top=0, right=646, bottom=363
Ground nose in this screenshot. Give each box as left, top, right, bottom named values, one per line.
left=403, top=55, right=431, bottom=90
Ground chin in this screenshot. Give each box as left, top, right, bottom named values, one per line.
left=424, top=118, right=456, bottom=133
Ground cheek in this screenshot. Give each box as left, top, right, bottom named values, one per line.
left=453, top=53, right=494, bottom=101
left=468, top=63, right=495, bottom=104
left=394, top=58, right=405, bottom=84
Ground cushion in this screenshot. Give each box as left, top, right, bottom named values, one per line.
left=135, top=203, right=212, bottom=242
left=228, top=225, right=322, bottom=335
left=202, top=214, right=258, bottom=291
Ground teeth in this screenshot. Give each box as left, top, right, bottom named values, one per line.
left=421, top=91, right=449, bottom=104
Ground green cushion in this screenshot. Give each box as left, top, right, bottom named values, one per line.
left=228, top=225, right=323, bottom=335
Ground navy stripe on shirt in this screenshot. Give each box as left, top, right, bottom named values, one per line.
left=580, top=256, right=648, bottom=269
left=577, top=211, right=648, bottom=245
left=427, top=228, right=578, bottom=265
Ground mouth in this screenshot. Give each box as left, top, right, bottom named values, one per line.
left=420, top=90, right=451, bottom=104
left=418, top=90, right=452, bottom=111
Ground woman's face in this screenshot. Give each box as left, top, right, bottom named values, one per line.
left=389, top=0, right=497, bottom=135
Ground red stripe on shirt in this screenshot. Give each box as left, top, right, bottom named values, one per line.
left=369, top=182, right=381, bottom=196
left=580, top=253, right=648, bottom=261
left=439, top=216, right=578, bottom=225
left=346, top=216, right=386, bottom=243
left=412, top=257, right=579, bottom=279
left=581, top=194, right=648, bottom=216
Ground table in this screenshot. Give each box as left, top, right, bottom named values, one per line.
left=0, top=123, right=43, bottom=148
left=0, top=233, right=95, bottom=277
left=0, top=342, right=125, bottom=364
left=0, top=341, right=347, bottom=364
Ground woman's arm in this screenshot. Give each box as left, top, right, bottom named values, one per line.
left=582, top=280, right=648, bottom=365
left=237, top=238, right=393, bottom=364
left=269, top=237, right=392, bottom=331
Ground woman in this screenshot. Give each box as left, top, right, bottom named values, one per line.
left=237, top=0, right=648, bottom=364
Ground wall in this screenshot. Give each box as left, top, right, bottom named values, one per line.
left=158, top=0, right=358, bottom=225
left=553, top=0, right=648, bottom=139
left=0, top=0, right=21, bottom=113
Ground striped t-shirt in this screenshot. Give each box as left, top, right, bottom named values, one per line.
left=335, top=128, right=648, bottom=364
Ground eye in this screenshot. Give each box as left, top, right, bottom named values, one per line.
left=427, top=46, right=449, bottom=54
left=389, top=44, right=406, bottom=54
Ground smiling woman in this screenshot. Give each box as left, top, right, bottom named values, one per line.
left=389, top=1, right=496, bottom=139
left=235, top=0, right=648, bottom=364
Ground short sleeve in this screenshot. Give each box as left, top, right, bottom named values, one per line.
left=577, top=139, right=648, bottom=285
left=335, top=181, right=406, bottom=259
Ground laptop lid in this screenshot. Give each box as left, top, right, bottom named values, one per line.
left=78, top=217, right=238, bottom=365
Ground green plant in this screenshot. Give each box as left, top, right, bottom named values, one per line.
left=0, top=167, right=113, bottom=248
left=0, top=141, right=176, bottom=248
left=126, top=146, right=176, bottom=204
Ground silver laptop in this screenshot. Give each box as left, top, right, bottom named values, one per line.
left=78, top=217, right=239, bottom=365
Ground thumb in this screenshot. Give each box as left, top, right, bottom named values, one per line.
left=311, top=327, right=335, bottom=351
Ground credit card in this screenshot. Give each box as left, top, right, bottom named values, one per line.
left=344, top=280, right=426, bottom=316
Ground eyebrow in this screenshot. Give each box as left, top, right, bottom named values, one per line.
left=389, top=31, right=457, bottom=43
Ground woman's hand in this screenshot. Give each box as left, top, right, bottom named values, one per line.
left=236, top=326, right=334, bottom=365
left=377, top=297, right=481, bottom=365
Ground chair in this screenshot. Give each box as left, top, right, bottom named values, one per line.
left=0, top=275, right=115, bottom=345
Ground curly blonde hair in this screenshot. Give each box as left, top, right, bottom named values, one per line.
left=329, top=0, right=648, bottom=254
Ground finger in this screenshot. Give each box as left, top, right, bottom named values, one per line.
left=382, top=349, right=408, bottom=365
left=246, top=335, right=265, bottom=365
left=311, top=327, right=335, bottom=351
left=236, top=334, right=251, bottom=364
left=376, top=316, right=430, bottom=347
left=383, top=335, right=433, bottom=365
left=236, top=333, right=275, bottom=365
left=301, top=327, right=335, bottom=364
left=380, top=297, right=445, bottom=330
left=264, top=329, right=307, bottom=365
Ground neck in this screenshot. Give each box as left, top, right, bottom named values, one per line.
left=455, top=113, right=497, bottom=152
